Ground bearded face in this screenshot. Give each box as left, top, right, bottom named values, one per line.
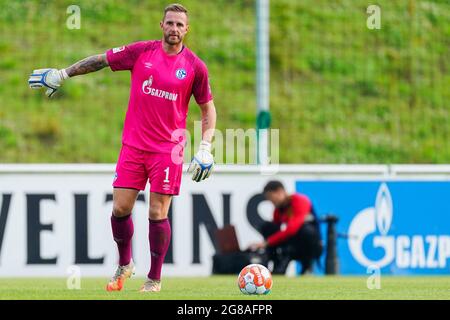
left=161, top=11, right=189, bottom=46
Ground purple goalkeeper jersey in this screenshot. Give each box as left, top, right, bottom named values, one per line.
left=106, top=40, right=213, bottom=153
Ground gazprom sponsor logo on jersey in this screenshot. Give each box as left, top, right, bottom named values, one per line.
left=176, top=68, right=187, bottom=80
left=142, top=75, right=178, bottom=101
left=296, top=180, right=450, bottom=274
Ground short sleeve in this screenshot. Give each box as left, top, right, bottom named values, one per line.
left=192, top=60, right=213, bottom=105
left=106, top=41, right=149, bottom=71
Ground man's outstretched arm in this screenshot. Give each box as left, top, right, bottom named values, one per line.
left=28, top=53, right=109, bottom=97
left=65, top=54, right=109, bottom=77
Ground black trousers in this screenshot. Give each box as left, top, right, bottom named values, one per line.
left=259, top=221, right=323, bottom=275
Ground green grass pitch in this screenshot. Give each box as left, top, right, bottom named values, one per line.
left=0, top=276, right=449, bottom=300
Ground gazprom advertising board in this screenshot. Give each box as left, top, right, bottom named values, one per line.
left=297, top=180, right=450, bottom=275
left=0, top=164, right=449, bottom=276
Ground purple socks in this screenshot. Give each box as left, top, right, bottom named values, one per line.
left=148, top=218, right=171, bottom=281
left=111, top=214, right=134, bottom=266
left=111, top=214, right=171, bottom=279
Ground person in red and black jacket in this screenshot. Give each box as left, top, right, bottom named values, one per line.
left=249, top=180, right=323, bottom=275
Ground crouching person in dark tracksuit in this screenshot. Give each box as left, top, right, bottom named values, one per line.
left=249, top=180, right=323, bottom=275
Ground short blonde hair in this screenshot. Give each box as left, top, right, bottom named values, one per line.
left=163, top=3, right=188, bottom=20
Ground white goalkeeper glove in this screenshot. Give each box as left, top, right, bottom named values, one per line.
left=187, top=141, right=214, bottom=182
left=28, top=68, right=69, bottom=97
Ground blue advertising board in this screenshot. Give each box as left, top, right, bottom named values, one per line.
left=296, top=181, right=450, bottom=275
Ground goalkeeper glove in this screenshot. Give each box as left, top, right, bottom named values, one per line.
left=28, top=68, right=69, bottom=97
left=187, top=140, right=214, bottom=182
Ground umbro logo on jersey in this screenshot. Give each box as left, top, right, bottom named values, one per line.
left=145, top=62, right=153, bottom=69
left=175, top=68, right=187, bottom=80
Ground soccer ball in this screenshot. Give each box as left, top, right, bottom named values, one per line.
left=237, top=264, right=272, bottom=295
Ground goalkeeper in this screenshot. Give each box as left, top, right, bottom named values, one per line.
left=28, top=4, right=216, bottom=293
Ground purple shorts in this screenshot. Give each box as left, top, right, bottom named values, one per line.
left=113, top=144, right=183, bottom=195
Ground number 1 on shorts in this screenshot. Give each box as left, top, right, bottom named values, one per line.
left=164, top=167, right=170, bottom=183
